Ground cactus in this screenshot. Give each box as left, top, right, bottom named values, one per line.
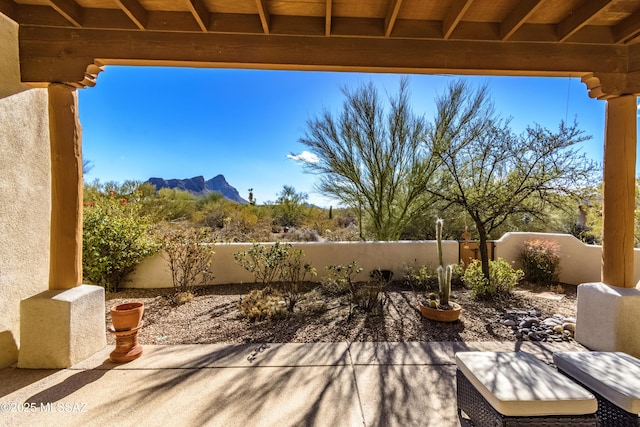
left=436, top=219, right=452, bottom=307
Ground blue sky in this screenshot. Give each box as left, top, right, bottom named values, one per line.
left=79, top=66, right=623, bottom=207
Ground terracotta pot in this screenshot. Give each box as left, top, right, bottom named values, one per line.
left=111, top=302, right=144, bottom=331
left=419, top=302, right=461, bottom=322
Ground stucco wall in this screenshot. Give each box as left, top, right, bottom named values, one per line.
left=494, top=233, right=604, bottom=286
left=0, top=13, right=51, bottom=368
left=123, top=233, right=640, bottom=289
left=496, top=232, right=640, bottom=287
left=124, top=241, right=460, bottom=288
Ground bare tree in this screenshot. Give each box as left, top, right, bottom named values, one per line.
left=298, top=77, right=438, bottom=240
left=427, top=79, right=598, bottom=279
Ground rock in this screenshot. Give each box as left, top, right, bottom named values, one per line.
left=542, top=318, right=562, bottom=327
left=564, top=317, right=576, bottom=323
left=520, top=317, right=539, bottom=328
left=502, top=319, right=516, bottom=326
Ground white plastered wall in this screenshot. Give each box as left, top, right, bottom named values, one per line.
left=0, top=12, right=51, bottom=368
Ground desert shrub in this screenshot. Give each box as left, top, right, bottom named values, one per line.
left=83, top=190, right=158, bottom=292
left=323, top=225, right=361, bottom=241
left=279, top=248, right=317, bottom=312
left=234, top=242, right=315, bottom=312
left=450, top=262, right=465, bottom=287
left=356, top=269, right=392, bottom=314
left=321, top=262, right=363, bottom=295
left=403, top=263, right=438, bottom=292
left=518, top=239, right=561, bottom=286
left=158, top=224, right=216, bottom=296
left=240, top=287, right=287, bottom=322
left=462, top=259, right=524, bottom=300
left=234, top=242, right=290, bottom=285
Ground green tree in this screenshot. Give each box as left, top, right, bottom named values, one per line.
left=427, top=80, right=598, bottom=280
left=298, top=77, right=438, bottom=240
left=274, top=185, right=308, bottom=228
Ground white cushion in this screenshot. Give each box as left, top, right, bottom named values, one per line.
left=456, top=351, right=597, bottom=417
left=554, top=351, right=640, bottom=415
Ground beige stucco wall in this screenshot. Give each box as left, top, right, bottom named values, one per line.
left=124, top=233, right=640, bottom=289
left=494, top=233, right=604, bottom=286
left=0, top=12, right=51, bottom=367
left=124, top=241, right=460, bottom=288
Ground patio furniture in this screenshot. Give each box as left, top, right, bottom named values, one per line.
left=455, top=351, right=597, bottom=426
left=554, top=351, right=640, bottom=427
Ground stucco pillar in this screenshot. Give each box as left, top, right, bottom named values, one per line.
left=18, top=84, right=106, bottom=368
left=576, top=94, right=639, bottom=356
left=48, top=83, right=83, bottom=290
left=601, top=95, right=637, bottom=288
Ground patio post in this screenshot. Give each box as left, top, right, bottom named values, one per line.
left=601, top=94, right=637, bottom=289
left=18, top=83, right=105, bottom=368
left=575, top=92, right=640, bottom=358
left=48, top=83, right=83, bottom=290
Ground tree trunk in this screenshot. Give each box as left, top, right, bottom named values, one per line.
left=476, top=221, right=490, bottom=281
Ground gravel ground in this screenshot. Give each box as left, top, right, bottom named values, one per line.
left=105, top=282, right=577, bottom=345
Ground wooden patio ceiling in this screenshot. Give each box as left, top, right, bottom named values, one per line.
left=3, top=0, right=640, bottom=95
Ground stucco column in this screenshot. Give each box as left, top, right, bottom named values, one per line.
left=601, top=95, right=637, bottom=288
left=48, top=83, right=83, bottom=290
left=19, top=84, right=105, bottom=369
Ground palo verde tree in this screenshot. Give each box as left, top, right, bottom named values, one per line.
left=427, top=79, right=598, bottom=280
left=298, top=77, right=438, bottom=240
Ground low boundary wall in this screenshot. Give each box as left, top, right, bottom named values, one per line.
left=121, top=233, right=640, bottom=289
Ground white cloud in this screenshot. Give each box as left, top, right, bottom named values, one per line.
left=287, top=151, right=319, bottom=164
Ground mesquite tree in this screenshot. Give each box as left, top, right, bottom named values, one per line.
left=427, top=80, right=598, bottom=280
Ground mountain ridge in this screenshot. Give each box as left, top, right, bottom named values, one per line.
left=147, top=174, right=248, bottom=204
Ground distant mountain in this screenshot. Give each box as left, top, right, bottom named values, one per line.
left=147, top=175, right=248, bottom=204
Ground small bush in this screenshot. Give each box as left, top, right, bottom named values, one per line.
left=518, top=239, right=561, bottom=287
left=235, top=242, right=315, bottom=312
left=83, top=190, right=158, bottom=292
left=234, top=242, right=290, bottom=285
left=462, top=259, right=523, bottom=300
left=403, top=263, right=438, bottom=292
left=321, top=262, right=363, bottom=295
left=158, top=224, right=216, bottom=295
left=356, top=269, right=392, bottom=314
left=240, top=287, right=287, bottom=322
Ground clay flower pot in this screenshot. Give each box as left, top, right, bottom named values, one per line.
left=419, top=302, right=461, bottom=322
left=111, top=302, right=144, bottom=331
left=109, top=302, right=144, bottom=363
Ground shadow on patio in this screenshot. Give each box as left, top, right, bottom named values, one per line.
left=0, top=341, right=586, bottom=427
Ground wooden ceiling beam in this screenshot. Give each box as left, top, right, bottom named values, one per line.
left=325, top=0, right=332, bottom=36
left=5, top=6, right=622, bottom=46
left=557, top=0, right=613, bottom=42
left=18, top=26, right=629, bottom=86
left=443, top=0, right=473, bottom=40
left=384, top=0, right=404, bottom=38
left=255, top=0, right=270, bottom=34
left=0, top=0, right=17, bottom=21
left=46, top=0, right=83, bottom=27
left=500, top=0, right=543, bottom=41
left=114, top=0, right=147, bottom=30
left=614, top=9, right=640, bottom=44
left=186, top=0, right=209, bottom=32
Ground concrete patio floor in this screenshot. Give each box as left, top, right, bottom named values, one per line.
left=0, top=341, right=587, bottom=427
